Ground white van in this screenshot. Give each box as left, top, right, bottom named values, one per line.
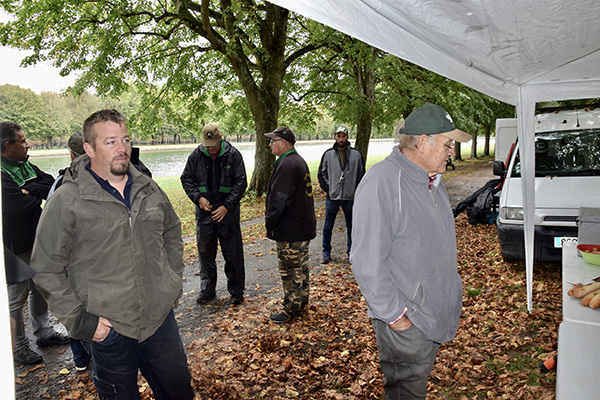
left=493, top=105, right=600, bottom=262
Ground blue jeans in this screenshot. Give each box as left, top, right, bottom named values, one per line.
left=90, top=310, right=193, bottom=400
left=322, top=199, right=353, bottom=255
left=71, top=339, right=92, bottom=368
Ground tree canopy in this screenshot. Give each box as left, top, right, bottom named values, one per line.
left=1, top=1, right=514, bottom=185
left=1, top=0, right=329, bottom=193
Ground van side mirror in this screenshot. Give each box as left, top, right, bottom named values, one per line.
left=493, top=161, right=506, bottom=177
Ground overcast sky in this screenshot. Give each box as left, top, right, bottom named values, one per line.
left=0, top=45, right=77, bottom=94
left=0, top=10, right=77, bottom=94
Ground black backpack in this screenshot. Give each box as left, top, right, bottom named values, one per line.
left=453, top=179, right=502, bottom=225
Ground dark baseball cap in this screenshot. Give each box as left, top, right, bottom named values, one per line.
left=67, top=132, right=85, bottom=155
left=399, top=103, right=471, bottom=142
left=265, top=126, right=296, bottom=144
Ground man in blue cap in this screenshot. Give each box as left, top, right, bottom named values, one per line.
left=264, top=126, right=316, bottom=323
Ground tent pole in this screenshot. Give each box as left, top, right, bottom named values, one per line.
left=517, top=87, right=536, bottom=313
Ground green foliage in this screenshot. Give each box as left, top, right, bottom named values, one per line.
left=1, top=0, right=513, bottom=165
left=1, top=0, right=332, bottom=193
left=0, top=85, right=51, bottom=143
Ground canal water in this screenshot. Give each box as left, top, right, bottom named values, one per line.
left=31, top=139, right=397, bottom=178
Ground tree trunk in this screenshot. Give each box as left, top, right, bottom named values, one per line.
left=239, top=59, right=283, bottom=195
left=470, top=127, right=479, bottom=158
left=352, top=49, right=376, bottom=161
left=454, top=142, right=462, bottom=161
left=483, top=124, right=491, bottom=156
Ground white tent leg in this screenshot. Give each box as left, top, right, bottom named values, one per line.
left=0, top=238, right=17, bottom=398
left=517, top=87, right=536, bottom=313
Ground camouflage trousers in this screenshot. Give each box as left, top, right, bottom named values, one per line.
left=276, top=241, right=310, bottom=315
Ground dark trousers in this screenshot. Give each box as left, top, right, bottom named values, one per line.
left=371, top=319, right=440, bottom=400
left=196, top=221, right=245, bottom=297
left=322, top=199, right=353, bottom=255
left=90, top=310, right=193, bottom=400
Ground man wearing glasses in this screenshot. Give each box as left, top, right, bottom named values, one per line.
left=351, top=103, right=471, bottom=399
left=264, top=126, right=316, bottom=324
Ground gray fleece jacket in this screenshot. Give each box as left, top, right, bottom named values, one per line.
left=350, top=147, right=462, bottom=343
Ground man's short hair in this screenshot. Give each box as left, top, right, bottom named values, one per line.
left=82, top=110, right=126, bottom=149
left=0, top=121, right=24, bottom=153
left=394, top=122, right=421, bottom=151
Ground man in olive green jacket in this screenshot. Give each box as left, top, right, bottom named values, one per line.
left=31, top=109, right=193, bottom=400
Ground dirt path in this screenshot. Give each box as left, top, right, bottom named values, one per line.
left=444, top=160, right=497, bottom=209
left=13, top=159, right=496, bottom=399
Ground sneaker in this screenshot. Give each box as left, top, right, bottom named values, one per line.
left=36, top=331, right=70, bottom=347
left=231, top=296, right=244, bottom=305
left=322, top=253, right=331, bottom=264
left=75, top=363, right=90, bottom=373
left=269, top=310, right=297, bottom=324
left=13, top=345, right=43, bottom=365
left=196, top=293, right=216, bottom=305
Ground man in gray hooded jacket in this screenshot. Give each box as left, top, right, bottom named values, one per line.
left=317, top=125, right=365, bottom=263
left=351, top=103, right=471, bottom=399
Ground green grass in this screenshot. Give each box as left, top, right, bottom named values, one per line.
left=153, top=146, right=488, bottom=238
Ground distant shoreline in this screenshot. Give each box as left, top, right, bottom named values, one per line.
left=28, top=138, right=395, bottom=158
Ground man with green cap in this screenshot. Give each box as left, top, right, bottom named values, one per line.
left=351, top=103, right=471, bottom=399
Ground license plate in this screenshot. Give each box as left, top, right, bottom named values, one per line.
left=554, top=236, right=578, bottom=248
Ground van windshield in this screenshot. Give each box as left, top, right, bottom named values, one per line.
left=511, top=129, right=600, bottom=177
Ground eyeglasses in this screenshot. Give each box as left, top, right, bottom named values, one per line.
left=269, top=139, right=283, bottom=144
left=432, top=136, right=454, bottom=152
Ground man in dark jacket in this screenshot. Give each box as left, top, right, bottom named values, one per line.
left=1, top=121, right=69, bottom=366
left=317, top=125, right=365, bottom=263
left=265, top=126, right=316, bottom=323
left=181, top=123, right=247, bottom=305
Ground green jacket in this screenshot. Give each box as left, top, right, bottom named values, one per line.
left=31, top=155, right=185, bottom=342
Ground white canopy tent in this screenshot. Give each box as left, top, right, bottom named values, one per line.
left=267, top=0, right=600, bottom=312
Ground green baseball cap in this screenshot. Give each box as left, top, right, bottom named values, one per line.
left=399, top=103, right=471, bottom=142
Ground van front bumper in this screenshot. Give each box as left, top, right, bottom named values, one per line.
left=496, top=222, right=578, bottom=263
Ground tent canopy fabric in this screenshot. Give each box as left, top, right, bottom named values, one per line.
left=267, top=0, right=600, bottom=311
left=270, top=0, right=600, bottom=106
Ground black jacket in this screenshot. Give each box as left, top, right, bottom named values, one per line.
left=180, top=140, right=247, bottom=224
left=1, top=160, right=54, bottom=254
left=265, top=150, right=316, bottom=242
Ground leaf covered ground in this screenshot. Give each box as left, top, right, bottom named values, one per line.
left=45, top=219, right=560, bottom=400
left=21, top=162, right=562, bottom=400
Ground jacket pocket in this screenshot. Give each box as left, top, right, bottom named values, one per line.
left=409, top=282, right=425, bottom=311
